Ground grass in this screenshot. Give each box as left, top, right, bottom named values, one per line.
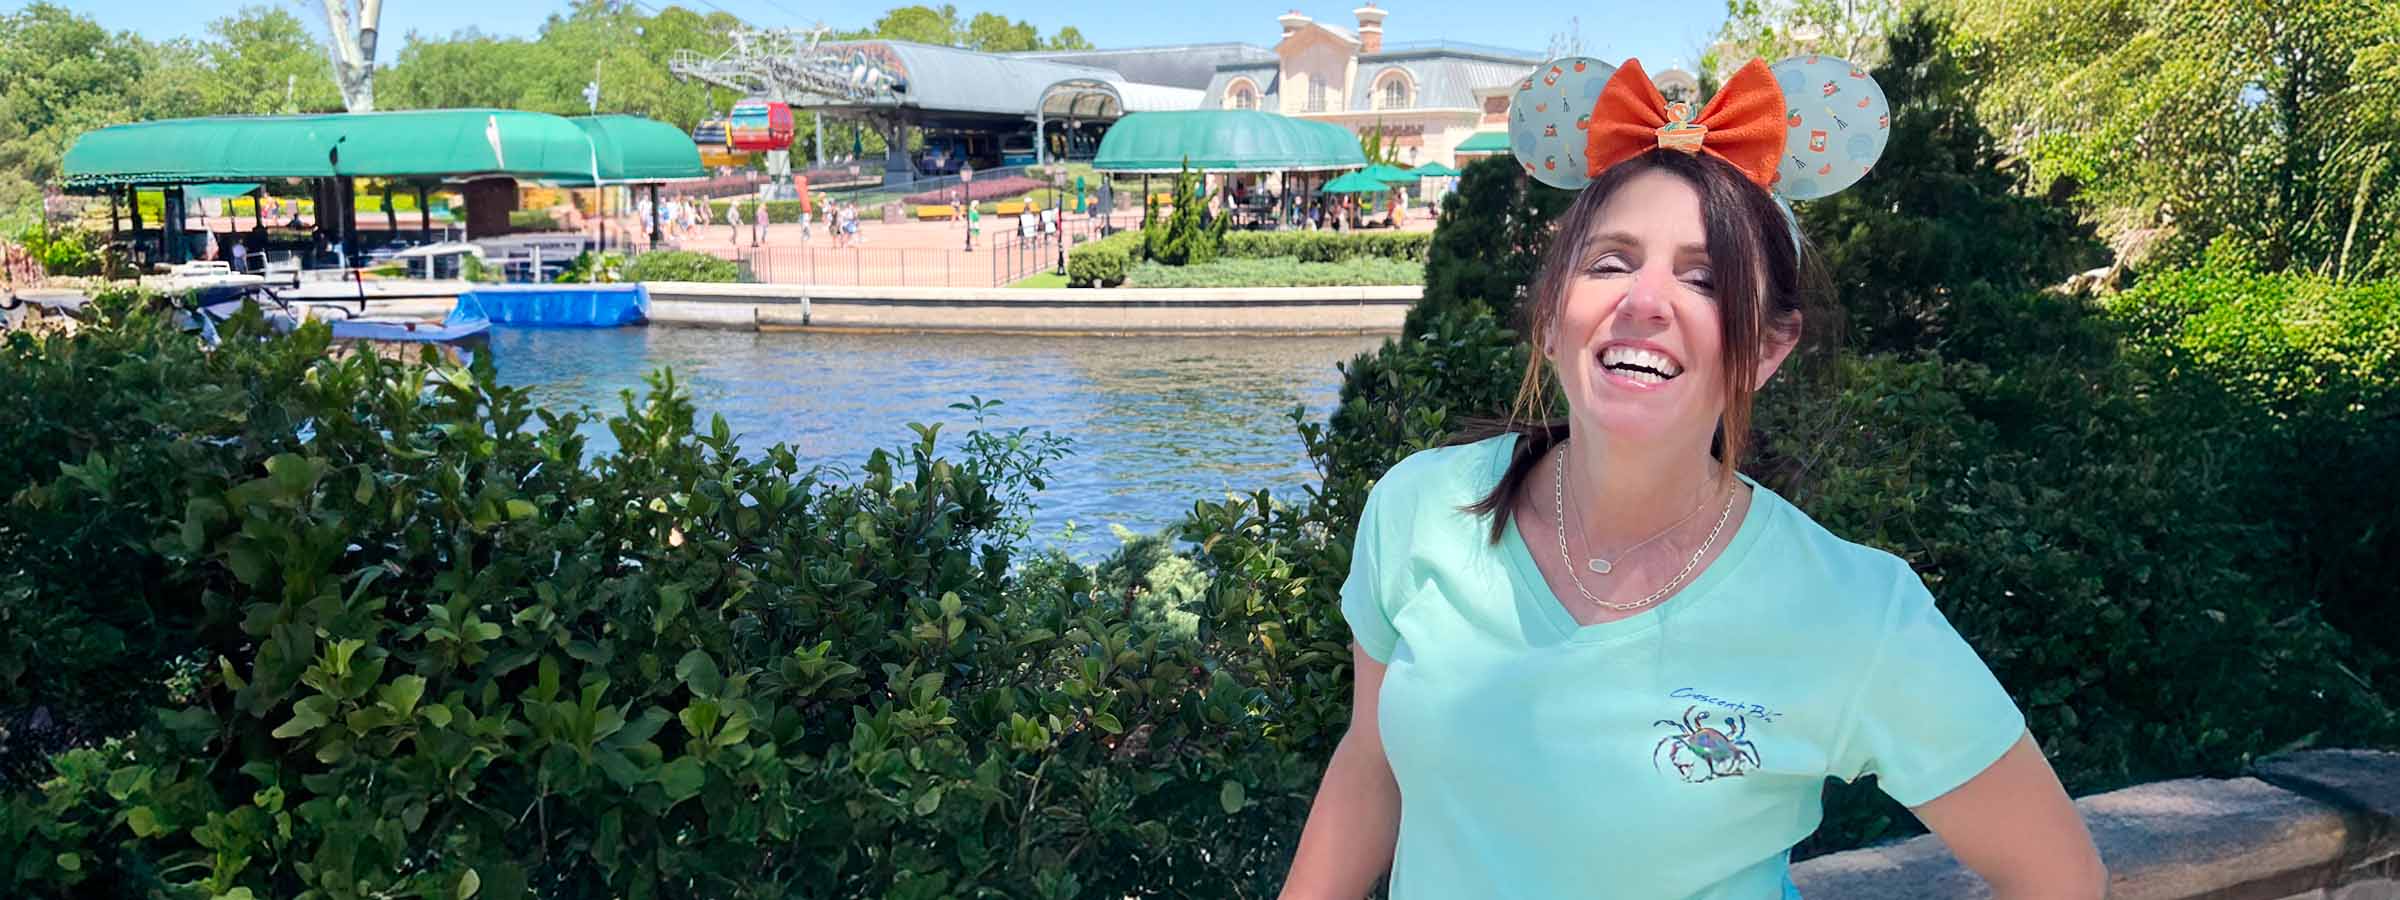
left=1008, top=271, right=1070, bottom=289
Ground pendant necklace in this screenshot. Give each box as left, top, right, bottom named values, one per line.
left=1552, top=441, right=1741, bottom=612
left=1553, top=443, right=1710, bottom=575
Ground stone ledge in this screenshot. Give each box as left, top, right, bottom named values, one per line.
left=1790, top=751, right=2400, bottom=900
left=641, top=280, right=1423, bottom=305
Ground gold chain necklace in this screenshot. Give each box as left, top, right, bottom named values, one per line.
left=1550, top=442, right=1738, bottom=612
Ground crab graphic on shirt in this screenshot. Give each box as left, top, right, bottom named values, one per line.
left=1652, top=706, right=1763, bottom=783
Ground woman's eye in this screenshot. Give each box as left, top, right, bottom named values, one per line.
left=1681, top=269, right=1716, bottom=290
left=1588, top=254, right=1632, bottom=275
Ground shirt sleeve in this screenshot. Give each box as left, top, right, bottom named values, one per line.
left=1338, top=482, right=1401, bottom=664
left=1828, top=566, right=2028, bottom=808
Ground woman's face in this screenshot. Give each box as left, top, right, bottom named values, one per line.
left=1547, top=169, right=1765, bottom=451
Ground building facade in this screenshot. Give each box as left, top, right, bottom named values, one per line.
left=1198, top=5, right=1532, bottom=171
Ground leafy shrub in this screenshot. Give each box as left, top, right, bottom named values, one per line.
left=623, top=250, right=739, bottom=283
left=1121, top=256, right=1423, bottom=289
left=0, top=306, right=1331, bottom=898
left=1065, top=230, right=1143, bottom=288
left=11, top=223, right=103, bottom=277
left=1221, top=231, right=1430, bottom=263
left=553, top=251, right=626, bottom=284
left=508, top=209, right=558, bottom=231
left=2105, top=268, right=2400, bottom=696
left=1414, top=156, right=1576, bottom=339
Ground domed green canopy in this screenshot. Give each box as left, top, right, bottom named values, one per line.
left=1093, top=110, right=1368, bottom=174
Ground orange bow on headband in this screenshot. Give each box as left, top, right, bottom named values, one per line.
left=1583, top=58, right=1789, bottom=189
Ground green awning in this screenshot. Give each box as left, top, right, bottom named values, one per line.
left=1454, top=131, right=1511, bottom=154
left=1409, top=162, right=1462, bottom=177
left=1093, top=110, right=1367, bottom=173
left=570, top=115, right=706, bottom=183
left=61, top=109, right=697, bottom=190
left=1321, top=171, right=1391, bottom=193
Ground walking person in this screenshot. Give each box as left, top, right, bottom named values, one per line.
left=1277, top=55, right=2105, bottom=900
left=799, top=201, right=813, bottom=243
left=752, top=198, right=767, bottom=248
left=725, top=197, right=742, bottom=244
left=966, top=202, right=979, bottom=252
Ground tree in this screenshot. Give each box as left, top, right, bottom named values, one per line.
left=1948, top=0, right=2400, bottom=279
left=205, top=7, right=343, bottom=114
left=1708, top=0, right=1901, bottom=74
left=1046, top=26, right=1092, bottom=51
left=965, top=12, right=1040, bottom=52
left=866, top=4, right=964, bottom=46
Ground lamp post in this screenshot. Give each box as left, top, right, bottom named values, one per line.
left=1052, top=164, right=1067, bottom=276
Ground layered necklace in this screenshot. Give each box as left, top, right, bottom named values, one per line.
left=1551, top=442, right=1739, bottom=612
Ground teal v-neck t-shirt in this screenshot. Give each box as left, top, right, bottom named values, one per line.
left=1339, top=433, right=2026, bottom=899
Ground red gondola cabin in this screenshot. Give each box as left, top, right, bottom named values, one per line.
left=727, top=99, right=794, bottom=152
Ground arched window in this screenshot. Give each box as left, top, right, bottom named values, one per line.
left=1226, top=78, right=1261, bottom=111
left=1376, top=71, right=1412, bottom=110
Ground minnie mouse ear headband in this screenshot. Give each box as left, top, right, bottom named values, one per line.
left=1508, top=54, right=1893, bottom=243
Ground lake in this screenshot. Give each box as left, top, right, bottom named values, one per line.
left=489, top=326, right=1386, bottom=557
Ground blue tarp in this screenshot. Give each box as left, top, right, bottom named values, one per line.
left=457, top=284, right=648, bottom=327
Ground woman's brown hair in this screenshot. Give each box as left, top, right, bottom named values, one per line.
left=1456, top=149, right=1821, bottom=543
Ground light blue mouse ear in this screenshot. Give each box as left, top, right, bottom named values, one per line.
left=1766, top=53, right=1891, bottom=201
left=1772, top=192, right=1802, bottom=256
left=1508, top=57, right=1616, bottom=190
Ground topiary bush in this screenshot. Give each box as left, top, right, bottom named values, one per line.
left=624, top=250, right=739, bottom=283
left=1065, top=230, right=1143, bottom=287
left=1142, top=165, right=1227, bottom=267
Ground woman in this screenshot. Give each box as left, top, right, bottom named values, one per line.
left=1278, top=58, right=2105, bottom=900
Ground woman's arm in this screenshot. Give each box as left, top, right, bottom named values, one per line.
left=1909, top=730, right=2108, bottom=899
left=1278, top=642, right=1403, bottom=900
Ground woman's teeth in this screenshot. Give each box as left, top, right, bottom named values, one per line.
left=1599, top=346, right=1683, bottom=382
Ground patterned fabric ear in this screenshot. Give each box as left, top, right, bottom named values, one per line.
left=1508, top=57, right=1617, bottom=191
left=1764, top=54, right=1892, bottom=201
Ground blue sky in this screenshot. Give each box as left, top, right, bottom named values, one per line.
left=42, top=0, right=1727, bottom=71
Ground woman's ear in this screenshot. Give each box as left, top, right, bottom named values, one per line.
left=1754, top=310, right=1802, bottom=390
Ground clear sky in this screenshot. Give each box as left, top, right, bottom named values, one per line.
left=38, top=0, right=1727, bottom=72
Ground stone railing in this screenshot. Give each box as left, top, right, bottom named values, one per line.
left=1792, top=750, right=2400, bottom=899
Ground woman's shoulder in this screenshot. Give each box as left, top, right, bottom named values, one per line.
left=1747, top=484, right=1935, bottom=621
left=1368, top=432, right=1521, bottom=512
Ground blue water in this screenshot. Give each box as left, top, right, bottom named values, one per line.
left=488, top=326, right=1385, bottom=557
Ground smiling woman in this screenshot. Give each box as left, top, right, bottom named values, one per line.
left=1277, top=53, right=2107, bottom=900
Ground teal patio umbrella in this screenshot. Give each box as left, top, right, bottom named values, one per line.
left=1362, top=163, right=1417, bottom=183
left=1408, top=161, right=1461, bottom=177
left=1320, top=171, right=1390, bottom=193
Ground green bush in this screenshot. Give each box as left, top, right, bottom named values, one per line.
left=553, top=251, right=626, bottom=284
left=508, top=208, right=559, bottom=231
left=11, top=222, right=104, bottom=277
left=1220, top=231, right=1430, bottom=263
left=2105, top=268, right=2400, bottom=697
left=1065, top=230, right=1143, bottom=287
left=1414, top=155, right=1576, bottom=339
left=0, top=305, right=1336, bottom=898
left=1121, top=256, right=1423, bottom=289
left=624, top=250, right=739, bottom=283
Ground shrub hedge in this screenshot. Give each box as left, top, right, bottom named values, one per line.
left=1122, top=257, right=1423, bottom=289
left=623, top=250, right=740, bottom=284
left=1220, top=231, right=1430, bottom=264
